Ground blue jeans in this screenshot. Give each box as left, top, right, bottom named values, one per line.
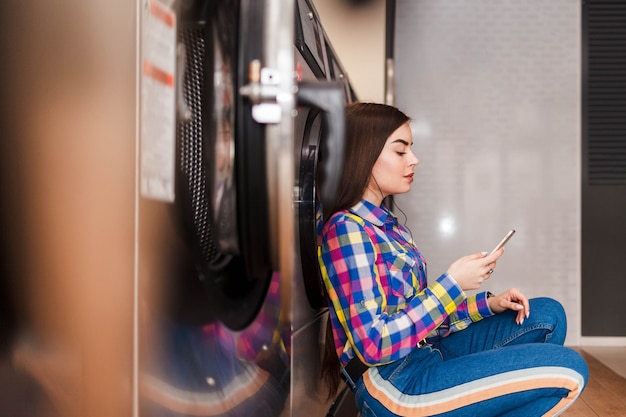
left=353, top=298, right=588, bottom=417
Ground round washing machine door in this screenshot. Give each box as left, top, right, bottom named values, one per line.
left=173, top=0, right=271, bottom=330
left=295, top=81, right=347, bottom=309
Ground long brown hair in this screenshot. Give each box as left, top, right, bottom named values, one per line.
left=320, top=102, right=410, bottom=398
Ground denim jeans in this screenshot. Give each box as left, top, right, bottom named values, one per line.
left=353, top=297, right=588, bottom=417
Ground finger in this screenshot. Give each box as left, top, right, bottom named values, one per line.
left=519, top=296, right=530, bottom=318
left=505, top=298, right=524, bottom=321
left=483, top=248, right=504, bottom=262
left=510, top=301, right=524, bottom=312
left=510, top=288, right=531, bottom=318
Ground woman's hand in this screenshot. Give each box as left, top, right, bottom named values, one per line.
left=488, top=288, right=531, bottom=325
left=446, top=248, right=503, bottom=291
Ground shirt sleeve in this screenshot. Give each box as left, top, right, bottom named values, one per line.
left=319, top=218, right=466, bottom=366
left=427, top=291, right=495, bottom=339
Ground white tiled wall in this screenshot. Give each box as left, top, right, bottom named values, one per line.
left=394, top=0, right=582, bottom=344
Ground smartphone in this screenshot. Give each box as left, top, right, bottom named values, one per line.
left=489, top=229, right=516, bottom=255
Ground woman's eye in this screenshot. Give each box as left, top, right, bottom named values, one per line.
left=396, top=151, right=407, bottom=156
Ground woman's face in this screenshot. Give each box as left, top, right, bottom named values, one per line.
left=364, top=122, right=419, bottom=205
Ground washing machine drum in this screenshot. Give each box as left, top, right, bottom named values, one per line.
left=173, top=0, right=271, bottom=331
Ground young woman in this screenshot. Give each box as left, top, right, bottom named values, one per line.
left=318, top=102, right=588, bottom=416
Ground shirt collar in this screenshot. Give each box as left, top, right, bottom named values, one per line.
left=349, top=199, right=398, bottom=228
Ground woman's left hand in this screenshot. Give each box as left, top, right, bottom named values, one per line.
left=488, top=288, right=530, bottom=325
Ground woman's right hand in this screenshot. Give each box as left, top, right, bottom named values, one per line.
left=446, top=248, right=504, bottom=291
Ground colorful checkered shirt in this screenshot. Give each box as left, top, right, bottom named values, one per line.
left=318, top=199, right=493, bottom=366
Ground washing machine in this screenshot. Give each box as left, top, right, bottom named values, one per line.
left=137, top=0, right=357, bottom=415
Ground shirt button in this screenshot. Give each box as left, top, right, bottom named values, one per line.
left=360, top=300, right=366, bottom=307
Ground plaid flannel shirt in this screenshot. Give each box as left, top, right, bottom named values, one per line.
left=318, top=199, right=493, bottom=366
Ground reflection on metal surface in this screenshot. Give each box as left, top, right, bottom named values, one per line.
left=140, top=273, right=290, bottom=417
left=262, top=0, right=296, bottom=275
left=211, top=23, right=238, bottom=255
left=385, top=57, right=395, bottom=106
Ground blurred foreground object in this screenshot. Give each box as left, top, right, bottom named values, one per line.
left=0, top=1, right=136, bottom=416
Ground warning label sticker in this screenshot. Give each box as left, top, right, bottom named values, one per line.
left=140, top=0, right=176, bottom=202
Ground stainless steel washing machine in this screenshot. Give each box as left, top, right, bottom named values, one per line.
left=137, top=0, right=357, bottom=415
